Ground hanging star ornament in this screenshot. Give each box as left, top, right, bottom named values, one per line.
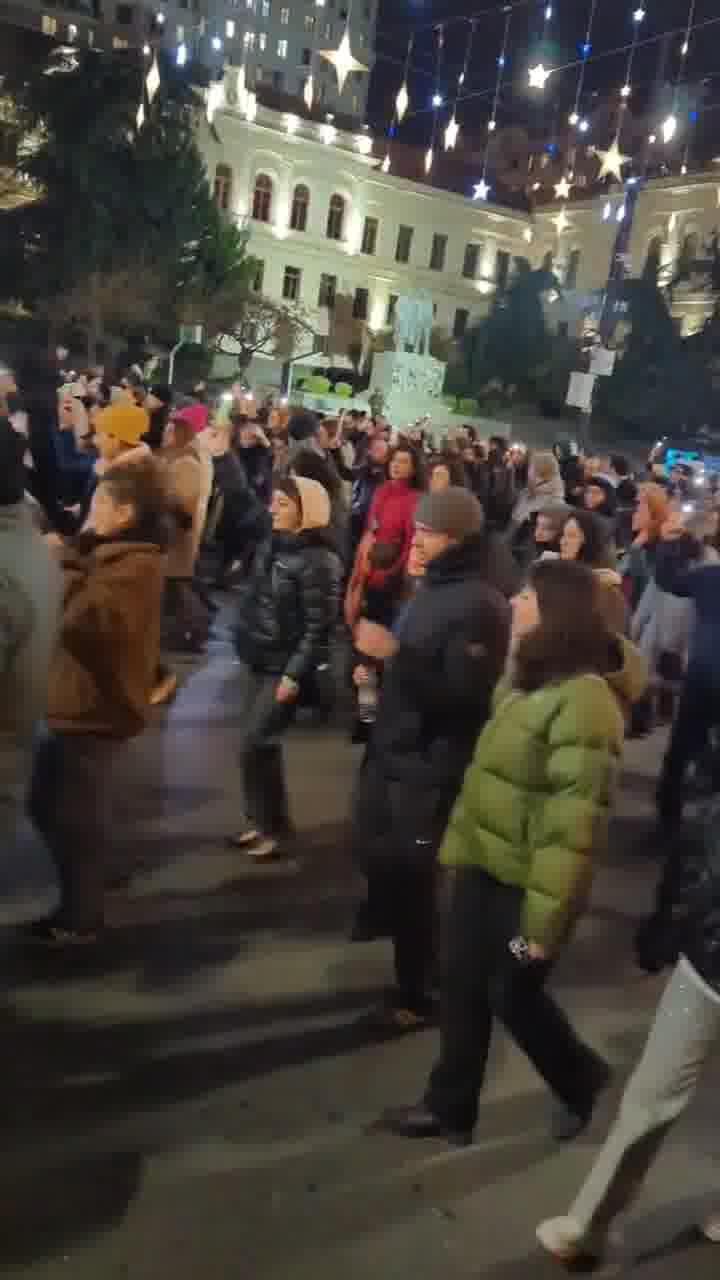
left=395, top=81, right=409, bottom=122
left=320, top=24, right=368, bottom=94
left=145, top=55, right=161, bottom=105
left=594, top=136, right=631, bottom=182
left=444, top=114, right=460, bottom=151
left=473, top=178, right=490, bottom=201
left=553, top=207, right=570, bottom=234
left=528, top=63, right=551, bottom=89
left=554, top=175, right=573, bottom=200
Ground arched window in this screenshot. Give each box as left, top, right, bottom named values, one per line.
left=214, top=164, right=233, bottom=213
left=290, top=183, right=310, bottom=232
left=252, top=173, right=273, bottom=223
left=326, top=193, right=345, bottom=241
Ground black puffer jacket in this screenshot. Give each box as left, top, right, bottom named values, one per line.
left=353, top=535, right=511, bottom=862
left=234, top=529, right=342, bottom=682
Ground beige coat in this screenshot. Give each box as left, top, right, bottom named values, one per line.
left=162, top=441, right=213, bottom=579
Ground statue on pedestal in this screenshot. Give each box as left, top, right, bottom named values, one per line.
left=393, top=293, right=434, bottom=355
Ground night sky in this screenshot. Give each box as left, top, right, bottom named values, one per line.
left=369, top=0, right=720, bottom=159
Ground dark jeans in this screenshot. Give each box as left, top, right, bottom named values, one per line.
left=657, top=679, right=720, bottom=826
left=28, top=731, right=118, bottom=932
left=238, top=666, right=296, bottom=837
left=425, top=868, right=604, bottom=1132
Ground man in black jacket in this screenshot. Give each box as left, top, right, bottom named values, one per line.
left=352, top=487, right=511, bottom=1028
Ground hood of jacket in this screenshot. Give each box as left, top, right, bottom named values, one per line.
left=293, top=475, right=331, bottom=531
left=605, top=633, right=648, bottom=708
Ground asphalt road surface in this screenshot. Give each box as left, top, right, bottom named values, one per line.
left=0, top=640, right=717, bottom=1279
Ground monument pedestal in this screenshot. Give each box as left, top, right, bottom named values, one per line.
left=370, top=351, right=446, bottom=426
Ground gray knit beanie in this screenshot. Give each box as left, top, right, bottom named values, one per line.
left=414, top=486, right=484, bottom=541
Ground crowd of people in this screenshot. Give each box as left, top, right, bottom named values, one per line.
left=1, top=348, right=720, bottom=1262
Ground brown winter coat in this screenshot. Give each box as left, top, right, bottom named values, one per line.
left=47, top=538, right=165, bottom=739
left=161, top=442, right=213, bottom=579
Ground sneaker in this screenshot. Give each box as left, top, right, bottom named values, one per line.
left=227, top=828, right=261, bottom=849
left=244, top=836, right=279, bottom=860
left=24, top=919, right=100, bottom=946
left=701, top=1213, right=720, bottom=1243
left=536, top=1216, right=604, bottom=1270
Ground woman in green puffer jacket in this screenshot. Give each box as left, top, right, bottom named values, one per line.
left=382, top=558, right=647, bottom=1148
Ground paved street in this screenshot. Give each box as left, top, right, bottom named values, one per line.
left=0, top=636, right=718, bottom=1280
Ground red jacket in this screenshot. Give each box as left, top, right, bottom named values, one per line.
left=366, top=480, right=420, bottom=590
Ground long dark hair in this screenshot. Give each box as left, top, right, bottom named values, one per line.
left=563, top=508, right=615, bottom=568
left=513, top=559, right=617, bottom=693
left=387, top=443, right=425, bottom=490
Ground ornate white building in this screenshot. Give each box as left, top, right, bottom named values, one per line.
left=199, top=79, right=720, bottom=396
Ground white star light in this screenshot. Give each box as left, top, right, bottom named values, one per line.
left=304, top=74, right=314, bottom=110
left=620, top=83, right=631, bottom=99
left=444, top=114, right=460, bottom=150
left=528, top=63, right=551, bottom=89
left=633, top=7, right=646, bottom=22
left=319, top=25, right=368, bottom=94
left=595, top=136, right=631, bottom=181
left=554, top=175, right=573, bottom=199
left=146, top=55, right=161, bottom=104
left=473, top=178, right=490, bottom=201
left=206, top=78, right=225, bottom=125
left=395, top=81, right=409, bottom=122
left=569, top=111, right=579, bottom=126
left=488, top=119, right=497, bottom=132
left=553, top=207, right=570, bottom=234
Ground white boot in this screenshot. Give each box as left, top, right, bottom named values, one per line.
left=536, top=1216, right=605, bottom=1267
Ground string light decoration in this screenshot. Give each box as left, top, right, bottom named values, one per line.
left=395, top=34, right=413, bottom=123
left=591, top=1, right=641, bottom=183
left=444, top=20, right=476, bottom=151
left=473, top=7, right=511, bottom=201
left=664, top=0, right=697, bottom=173
left=424, top=24, right=444, bottom=176
left=569, top=0, right=598, bottom=128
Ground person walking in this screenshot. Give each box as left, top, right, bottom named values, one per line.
left=382, top=559, right=646, bottom=1142
left=28, top=459, right=170, bottom=942
left=0, top=420, right=60, bottom=853
left=351, top=488, right=511, bottom=1029
left=537, top=798, right=720, bottom=1268
left=345, top=443, right=424, bottom=629
left=230, top=476, right=342, bottom=860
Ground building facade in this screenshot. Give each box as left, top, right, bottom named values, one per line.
left=200, top=84, right=532, bottom=365
left=0, top=0, right=376, bottom=115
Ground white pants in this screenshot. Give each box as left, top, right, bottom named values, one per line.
left=571, top=957, right=720, bottom=1237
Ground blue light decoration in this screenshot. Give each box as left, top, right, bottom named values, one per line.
left=689, top=110, right=698, bottom=122
left=546, top=141, right=557, bottom=153
left=498, top=55, right=506, bottom=67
